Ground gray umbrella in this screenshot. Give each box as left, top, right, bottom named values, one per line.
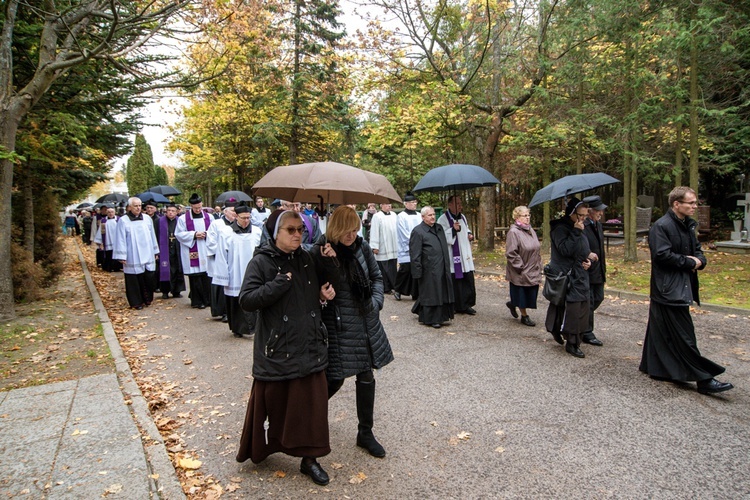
left=413, top=164, right=500, bottom=193
left=95, top=193, right=129, bottom=204
left=528, top=173, right=620, bottom=208
left=215, top=191, right=253, bottom=205
left=136, top=191, right=171, bottom=203
left=147, top=185, right=182, bottom=196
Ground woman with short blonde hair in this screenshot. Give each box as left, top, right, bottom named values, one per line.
left=505, top=206, right=542, bottom=326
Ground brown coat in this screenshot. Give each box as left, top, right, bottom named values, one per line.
left=505, top=224, right=543, bottom=286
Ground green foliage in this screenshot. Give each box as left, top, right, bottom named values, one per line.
left=153, top=166, right=169, bottom=187
left=126, top=134, right=157, bottom=195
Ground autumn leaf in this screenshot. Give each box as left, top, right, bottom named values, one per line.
left=349, top=472, right=367, bottom=484
left=178, top=457, right=202, bottom=470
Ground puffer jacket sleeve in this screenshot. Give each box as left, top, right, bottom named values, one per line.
left=238, top=256, right=293, bottom=312
left=361, top=240, right=384, bottom=311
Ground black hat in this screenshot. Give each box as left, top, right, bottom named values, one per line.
left=582, top=195, right=607, bottom=211
left=403, top=191, right=417, bottom=202
left=234, top=203, right=250, bottom=214
left=223, top=197, right=238, bottom=209
left=165, top=203, right=177, bottom=209
left=144, top=200, right=157, bottom=208
left=188, top=193, right=202, bottom=204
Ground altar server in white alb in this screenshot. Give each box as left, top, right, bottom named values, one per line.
left=205, top=201, right=237, bottom=321
left=113, top=197, right=160, bottom=310
left=175, top=193, right=213, bottom=309
left=437, top=195, right=477, bottom=315
left=369, top=202, right=399, bottom=294
left=394, top=192, right=421, bottom=301
left=212, top=203, right=261, bottom=338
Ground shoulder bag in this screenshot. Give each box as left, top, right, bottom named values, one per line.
left=542, top=264, right=570, bottom=306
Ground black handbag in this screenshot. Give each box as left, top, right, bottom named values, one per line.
left=542, top=264, right=570, bottom=306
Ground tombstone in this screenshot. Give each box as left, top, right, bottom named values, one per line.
left=730, top=193, right=750, bottom=241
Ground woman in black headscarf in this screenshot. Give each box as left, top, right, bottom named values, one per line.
left=236, top=209, right=336, bottom=486
left=313, top=206, right=394, bottom=458
left=544, top=197, right=592, bottom=358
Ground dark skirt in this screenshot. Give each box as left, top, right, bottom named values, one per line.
left=187, top=273, right=211, bottom=308
left=124, top=272, right=154, bottom=308
left=226, top=295, right=256, bottom=336
left=236, top=371, right=330, bottom=464
left=102, top=250, right=122, bottom=272
left=395, top=263, right=419, bottom=298
left=509, top=283, right=539, bottom=310
left=452, top=271, right=476, bottom=312
left=639, top=302, right=725, bottom=381
left=377, top=259, right=398, bottom=293
left=545, top=300, right=589, bottom=346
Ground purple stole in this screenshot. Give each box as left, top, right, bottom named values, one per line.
left=185, top=211, right=211, bottom=268
left=159, top=216, right=174, bottom=281
left=300, top=214, right=314, bottom=244
left=445, top=211, right=464, bottom=279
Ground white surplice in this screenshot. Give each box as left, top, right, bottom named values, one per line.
left=211, top=227, right=261, bottom=297
left=205, top=217, right=233, bottom=278
left=93, top=216, right=119, bottom=251
left=175, top=210, right=212, bottom=274
left=112, top=215, right=159, bottom=275
left=369, top=211, right=399, bottom=261
left=397, top=210, right=422, bottom=264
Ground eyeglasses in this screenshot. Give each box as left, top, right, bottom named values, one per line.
left=282, top=225, right=305, bottom=235
left=518, top=214, right=531, bottom=218
left=678, top=200, right=698, bottom=206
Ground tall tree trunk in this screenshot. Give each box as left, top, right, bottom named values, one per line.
left=21, top=170, right=34, bottom=257
left=623, top=39, right=638, bottom=262
left=479, top=113, right=504, bottom=251
left=688, top=26, right=700, bottom=190
left=541, top=154, right=551, bottom=254
left=289, top=0, right=302, bottom=164
left=0, top=111, right=22, bottom=321
left=675, top=97, right=683, bottom=186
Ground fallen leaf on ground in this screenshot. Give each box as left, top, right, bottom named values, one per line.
left=178, top=457, right=202, bottom=470
left=457, top=431, right=471, bottom=440
left=275, top=470, right=286, bottom=478
left=349, top=472, right=367, bottom=484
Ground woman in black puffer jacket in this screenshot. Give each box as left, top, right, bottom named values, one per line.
left=544, top=197, right=592, bottom=358
left=313, top=206, right=394, bottom=458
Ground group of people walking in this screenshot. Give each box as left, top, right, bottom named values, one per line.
left=86, top=183, right=732, bottom=486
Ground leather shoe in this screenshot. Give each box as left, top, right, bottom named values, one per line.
left=462, top=307, right=477, bottom=315
left=582, top=337, right=603, bottom=346
left=162, top=293, right=169, bottom=300
left=506, top=301, right=518, bottom=318
left=221, top=314, right=228, bottom=323
left=520, top=316, right=536, bottom=327
left=551, top=331, right=564, bottom=345
left=697, top=378, right=734, bottom=395
left=431, top=323, right=442, bottom=329
left=198, top=304, right=206, bottom=309
left=173, top=293, right=182, bottom=298
left=393, top=291, right=401, bottom=301
left=300, top=459, right=329, bottom=486
left=135, top=305, right=144, bottom=310
left=565, top=342, right=585, bottom=358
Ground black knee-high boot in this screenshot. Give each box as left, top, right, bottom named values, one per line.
left=355, top=380, right=385, bottom=458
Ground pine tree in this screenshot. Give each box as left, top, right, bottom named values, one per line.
left=126, top=134, right=157, bottom=195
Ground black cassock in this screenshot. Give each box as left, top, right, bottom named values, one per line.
left=409, top=222, right=454, bottom=325
left=155, top=217, right=186, bottom=297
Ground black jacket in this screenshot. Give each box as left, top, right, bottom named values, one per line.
left=648, top=210, right=705, bottom=306
left=238, top=240, right=328, bottom=381
left=548, top=217, right=591, bottom=303
left=583, top=218, right=606, bottom=285
left=409, top=222, right=454, bottom=307
left=313, top=237, right=394, bottom=380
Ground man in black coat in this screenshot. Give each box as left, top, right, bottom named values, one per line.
left=639, top=186, right=733, bottom=395
left=581, top=195, right=607, bottom=347
left=409, top=206, right=454, bottom=328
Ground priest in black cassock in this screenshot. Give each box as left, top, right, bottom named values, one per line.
left=409, top=206, right=454, bottom=328
left=113, top=197, right=159, bottom=310
left=639, top=186, right=733, bottom=395
left=155, top=203, right=186, bottom=299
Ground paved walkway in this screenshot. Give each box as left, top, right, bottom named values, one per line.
left=0, top=247, right=184, bottom=499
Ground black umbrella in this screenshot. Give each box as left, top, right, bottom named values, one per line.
left=215, top=190, right=252, bottom=205
left=95, top=193, right=129, bottom=204
left=528, top=173, right=620, bottom=208
left=136, top=191, right=171, bottom=203
left=147, top=185, right=182, bottom=196
left=413, top=164, right=500, bottom=193
left=76, top=202, right=93, bottom=209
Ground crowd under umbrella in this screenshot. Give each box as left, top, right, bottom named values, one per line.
left=147, top=185, right=182, bottom=197
left=528, top=173, right=621, bottom=208
left=412, top=163, right=500, bottom=194
left=214, top=190, right=253, bottom=205
left=251, top=161, right=401, bottom=205
left=75, top=202, right=93, bottom=210
left=95, top=193, right=129, bottom=204
left=136, top=191, right=171, bottom=204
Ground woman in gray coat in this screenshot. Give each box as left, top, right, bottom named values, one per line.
left=505, top=206, right=543, bottom=326
left=313, top=206, right=394, bottom=458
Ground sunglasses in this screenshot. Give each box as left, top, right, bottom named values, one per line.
left=282, top=225, right=305, bottom=235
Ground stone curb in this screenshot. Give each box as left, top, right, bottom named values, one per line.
left=474, top=268, right=749, bottom=316
left=76, top=245, right=186, bottom=500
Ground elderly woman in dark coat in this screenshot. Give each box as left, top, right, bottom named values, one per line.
left=544, top=198, right=592, bottom=358
left=313, top=206, right=394, bottom=459
left=236, top=210, right=336, bottom=486
left=505, top=205, right=543, bottom=326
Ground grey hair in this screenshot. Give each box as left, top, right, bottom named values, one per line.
left=420, top=206, right=434, bottom=216
left=127, top=197, right=141, bottom=207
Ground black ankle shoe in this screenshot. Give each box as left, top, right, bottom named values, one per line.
left=300, top=459, right=329, bottom=485
left=697, top=378, right=734, bottom=395
left=520, top=315, right=535, bottom=327
left=551, top=331, right=564, bottom=345
left=357, top=431, right=386, bottom=458
left=565, top=342, right=585, bottom=358
left=506, top=301, right=518, bottom=318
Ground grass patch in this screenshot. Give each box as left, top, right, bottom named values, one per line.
left=474, top=242, right=750, bottom=309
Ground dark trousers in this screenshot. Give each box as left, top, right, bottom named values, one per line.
left=124, top=272, right=154, bottom=308
left=210, top=284, right=226, bottom=317
left=583, top=283, right=605, bottom=338
left=377, top=259, right=397, bottom=293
